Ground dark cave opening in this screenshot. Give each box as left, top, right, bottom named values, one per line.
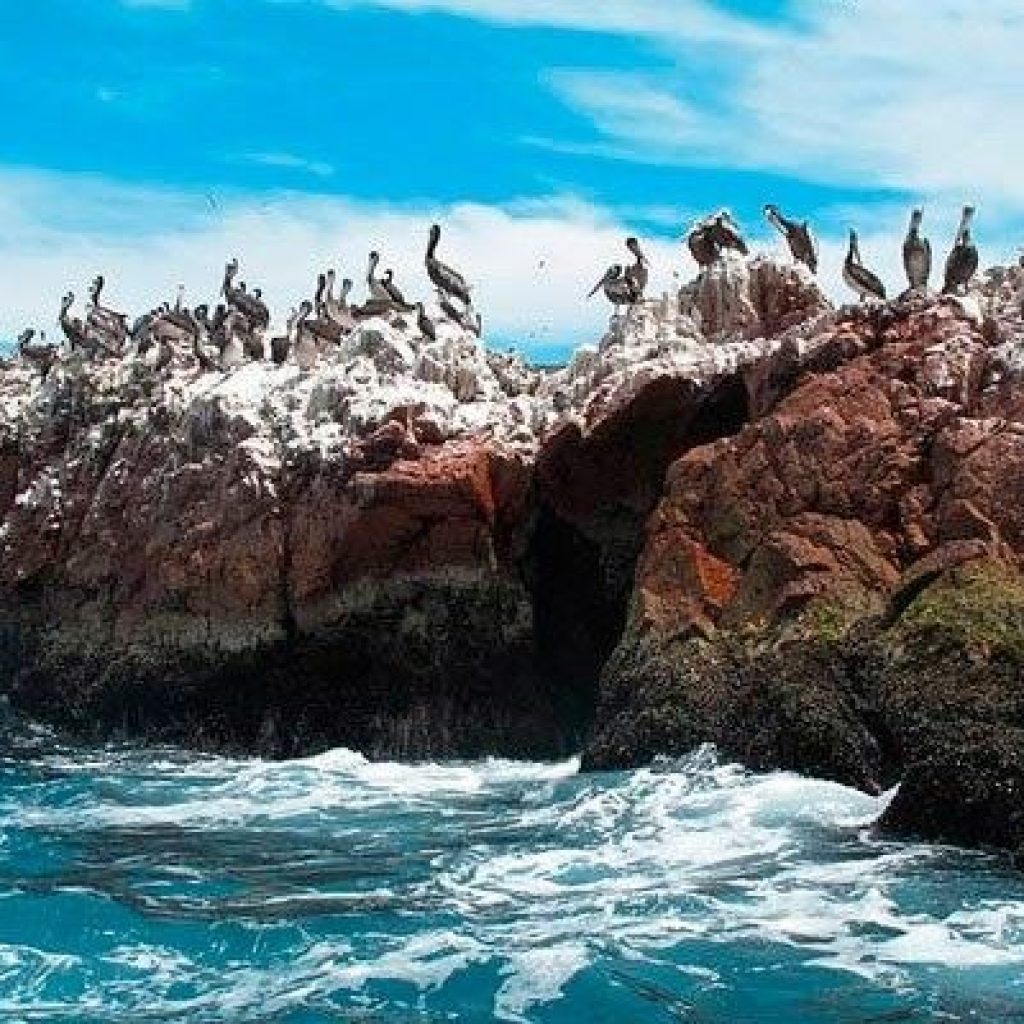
left=526, top=373, right=753, bottom=748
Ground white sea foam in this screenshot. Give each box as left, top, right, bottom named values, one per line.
left=2, top=744, right=1023, bottom=1020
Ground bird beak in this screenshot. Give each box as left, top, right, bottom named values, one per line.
left=587, top=277, right=604, bottom=298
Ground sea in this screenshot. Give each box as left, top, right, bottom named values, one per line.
left=1, top=715, right=1023, bottom=1023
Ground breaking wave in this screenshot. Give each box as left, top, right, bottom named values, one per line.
left=1, top=737, right=1023, bottom=1022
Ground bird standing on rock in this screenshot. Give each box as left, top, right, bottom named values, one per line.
left=425, top=224, right=472, bottom=307
left=587, top=264, right=639, bottom=313
left=624, top=237, right=649, bottom=300
left=842, top=230, right=887, bottom=302
left=902, top=208, right=932, bottom=294
left=763, top=204, right=818, bottom=274
left=942, top=205, right=979, bottom=296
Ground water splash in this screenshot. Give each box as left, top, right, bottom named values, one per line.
left=0, top=741, right=1022, bottom=1022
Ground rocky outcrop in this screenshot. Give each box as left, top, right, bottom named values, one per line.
left=0, top=261, right=828, bottom=759
left=6, top=251, right=1024, bottom=860
left=584, top=281, right=1024, bottom=859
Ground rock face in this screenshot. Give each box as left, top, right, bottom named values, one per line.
left=6, top=253, right=1024, bottom=859
left=0, top=262, right=826, bottom=759
left=584, top=278, right=1024, bottom=859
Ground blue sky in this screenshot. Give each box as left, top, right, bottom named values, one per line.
left=1, top=0, right=1022, bottom=353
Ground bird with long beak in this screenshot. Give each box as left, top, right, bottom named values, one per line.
left=763, top=204, right=818, bottom=274
left=842, top=230, right=887, bottom=302
left=902, top=208, right=932, bottom=293
left=588, top=264, right=638, bottom=313
left=624, top=237, right=649, bottom=300
left=425, top=223, right=472, bottom=306
left=942, top=205, right=979, bottom=296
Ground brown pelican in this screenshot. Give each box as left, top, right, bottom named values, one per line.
left=270, top=308, right=298, bottom=365
left=222, top=258, right=270, bottom=328
left=842, top=230, right=886, bottom=301
left=687, top=226, right=719, bottom=268
left=709, top=212, right=748, bottom=256
left=382, top=269, right=413, bottom=310
left=588, top=265, right=638, bottom=311
left=624, top=237, right=649, bottom=299
left=18, top=328, right=58, bottom=377
left=366, top=252, right=394, bottom=305
left=59, top=293, right=89, bottom=352
left=763, top=204, right=818, bottom=273
left=436, top=289, right=465, bottom=324
left=294, top=301, right=318, bottom=370
left=942, top=206, right=979, bottom=296
left=220, top=310, right=248, bottom=369
left=192, top=330, right=219, bottom=373
left=314, top=273, right=327, bottom=318
left=86, top=275, right=128, bottom=349
left=902, top=209, right=932, bottom=293
left=416, top=302, right=437, bottom=342
left=425, top=224, right=471, bottom=306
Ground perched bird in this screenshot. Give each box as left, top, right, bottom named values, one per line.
left=293, top=301, right=319, bottom=370
left=222, top=258, right=270, bottom=328
left=366, top=252, right=393, bottom=305
left=270, top=308, right=298, bottom=365
left=842, top=230, right=887, bottom=302
left=416, top=302, right=437, bottom=342
left=763, top=204, right=818, bottom=273
left=220, top=311, right=247, bottom=369
left=942, top=205, right=979, bottom=295
left=902, top=208, right=932, bottom=293
left=425, top=223, right=472, bottom=306
left=381, top=269, right=413, bottom=310
left=709, top=211, right=748, bottom=256
left=624, top=237, right=649, bottom=299
left=18, top=328, right=58, bottom=377
left=588, top=264, right=639, bottom=311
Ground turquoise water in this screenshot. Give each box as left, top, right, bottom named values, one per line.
left=1, top=723, right=1023, bottom=1022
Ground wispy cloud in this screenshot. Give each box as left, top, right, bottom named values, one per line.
left=244, top=152, right=336, bottom=179
left=536, top=0, right=1024, bottom=211
left=322, top=0, right=778, bottom=47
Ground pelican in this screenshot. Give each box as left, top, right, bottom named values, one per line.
left=59, top=293, right=89, bottom=351
left=624, top=237, right=649, bottom=299
left=220, top=311, right=247, bottom=369
left=425, top=224, right=472, bottom=306
left=763, top=204, right=818, bottom=273
left=320, top=271, right=354, bottom=332
left=222, top=258, right=270, bottom=328
left=416, top=302, right=437, bottom=342
left=86, top=275, right=128, bottom=349
left=901, top=209, right=932, bottom=293
left=709, top=211, right=748, bottom=256
left=314, top=273, right=327, bottom=318
left=293, top=301, right=318, bottom=370
left=687, top=226, right=719, bottom=268
left=942, top=206, right=979, bottom=296
left=366, top=252, right=393, bottom=305
left=18, top=328, right=58, bottom=377
left=588, top=265, right=638, bottom=311
left=842, top=230, right=886, bottom=302
left=381, top=269, right=413, bottom=310
left=270, top=308, right=298, bottom=365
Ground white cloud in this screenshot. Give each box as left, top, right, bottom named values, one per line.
left=322, top=0, right=778, bottom=48
left=533, top=0, right=1024, bottom=215
left=244, top=152, right=335, bottom=179
left=0, top=169, right=688, bottom=352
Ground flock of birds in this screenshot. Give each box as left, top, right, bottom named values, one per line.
left=11, top=224, right=479, bottom=379
left=586, top=203, right=981, bottom=311
left=7, top=204, right=983, bottom=379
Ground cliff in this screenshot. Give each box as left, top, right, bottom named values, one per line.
left=4, top=257, right=1024, bottom=859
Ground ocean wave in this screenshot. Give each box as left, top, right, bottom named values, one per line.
left=0, top=743, right=1022, bottom=1021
